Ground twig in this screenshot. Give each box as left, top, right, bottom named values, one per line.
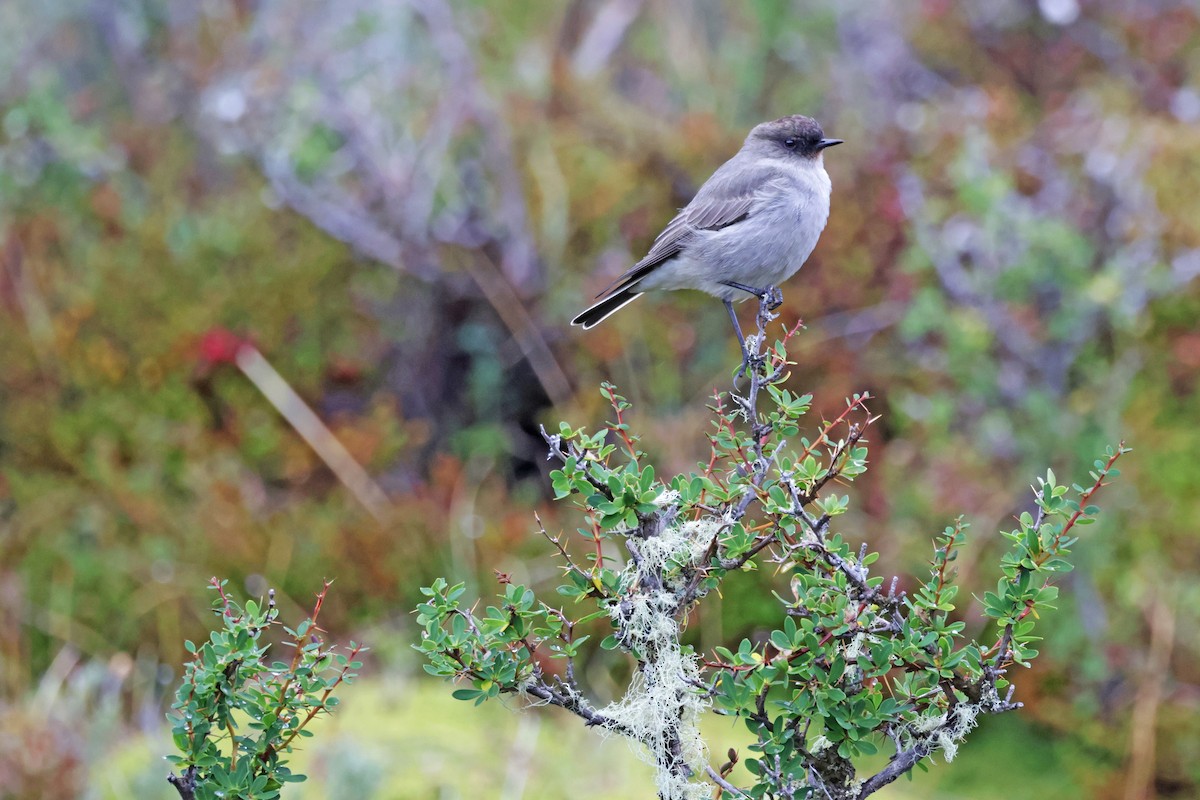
left=855, top=742, right=932, bottom=798
left=706, top=764, right=750, bottom=798
left=167, top=766, right=198, bottom=800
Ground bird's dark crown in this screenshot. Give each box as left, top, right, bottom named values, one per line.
left=749, top=115, right=830, bottom=157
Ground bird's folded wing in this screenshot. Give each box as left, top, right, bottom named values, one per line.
left=595, top=160, right=783, bottom=297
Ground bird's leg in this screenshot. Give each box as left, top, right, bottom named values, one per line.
left=722, top=284, right=787, bottom=382
left=720, top=280, right=784, bottom=311
left=724, top=300, right=750, bottom=375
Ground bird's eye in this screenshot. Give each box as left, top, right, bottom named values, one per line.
left=784, top=138, right=798, bottom=150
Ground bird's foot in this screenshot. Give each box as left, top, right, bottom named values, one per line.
left=762, top=286, right=783, bottom=311
left=734, top=333, right=769, bottom=387
left=752, top=290, right=783, bottom=341
left=735, top=348, right=752, bottom=382
left=733, top=359, right=753, bottom=392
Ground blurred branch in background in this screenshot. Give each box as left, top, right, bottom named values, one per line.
left=1124, top=592, right=1176, bottom=800
left=230, top=337, right=393, bottom=522
left=570, top=0, right=646, bottom=79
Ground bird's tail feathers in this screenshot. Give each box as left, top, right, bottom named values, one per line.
left=571, top=288, right=644, bottom=329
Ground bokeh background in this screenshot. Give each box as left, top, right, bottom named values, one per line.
left=1, top=0, right=1198, bottom=797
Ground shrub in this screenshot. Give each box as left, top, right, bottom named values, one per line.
left=416, top=299, right=1126, bottom=799
left=166, top=579, right=364, bottom=800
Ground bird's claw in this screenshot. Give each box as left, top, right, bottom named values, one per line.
left=762, top=286, right=784, bottom=311
left=734, top=334, right=768, bottom=386
left=735, top=351, right=751, bottom=382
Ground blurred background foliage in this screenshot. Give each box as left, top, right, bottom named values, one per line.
left=1, top=0, right=1198, bottom=797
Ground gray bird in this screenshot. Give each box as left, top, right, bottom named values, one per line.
left=571, top=115, right=841, bottom=357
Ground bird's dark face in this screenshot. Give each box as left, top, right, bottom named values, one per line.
left=748, top=115, right=843, bottom=160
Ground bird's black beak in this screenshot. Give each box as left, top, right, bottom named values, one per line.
left=816, top=138, right=844, bottom=151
